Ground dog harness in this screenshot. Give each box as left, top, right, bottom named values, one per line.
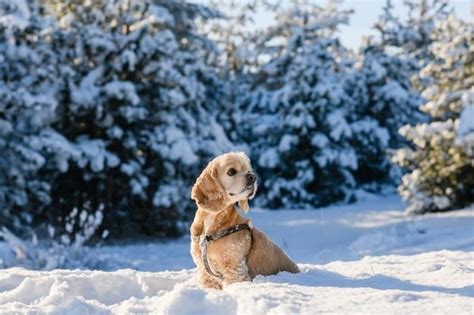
left=199, top=223, right=253, bottom=280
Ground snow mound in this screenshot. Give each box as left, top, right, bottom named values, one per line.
left=1, top=196, right=473, bottom=314
left=1, top=250, right=473, bottom=314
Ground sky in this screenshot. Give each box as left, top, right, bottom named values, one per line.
left=337, top=0, right=472, bottom=49
left=203, top=0, right=472, bottom=51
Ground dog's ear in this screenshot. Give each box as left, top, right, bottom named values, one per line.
left=191, top=163, right=227, bottom=213
left=238, top=199, right=249, bottom=213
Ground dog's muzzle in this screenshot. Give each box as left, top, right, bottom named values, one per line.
left=247, top=181, right=257, bottom=199
left=246, top=173, right=256, bottom=186
left=229, top=172, right=257, bottom=197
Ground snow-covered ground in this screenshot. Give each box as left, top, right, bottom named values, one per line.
left=1, top=195, right=473, bottom=314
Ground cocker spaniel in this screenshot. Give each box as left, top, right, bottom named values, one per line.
left=190, top=152, right=300, bottom=290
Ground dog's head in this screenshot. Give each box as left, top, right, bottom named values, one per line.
left=191, top=152, right=257, bottom=213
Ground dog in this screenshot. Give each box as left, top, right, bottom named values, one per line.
left=190, top=152, right=300, bottom=289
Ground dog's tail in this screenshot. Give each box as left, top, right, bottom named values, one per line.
left=283, top=255, right=300, bottom=273
left=275, top=246, right=300, bottom=273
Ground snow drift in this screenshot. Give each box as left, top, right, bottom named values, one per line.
left=0, top=196, right=473, bottom=314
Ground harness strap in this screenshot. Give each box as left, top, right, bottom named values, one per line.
left=199, top=223, right=253, bottom=280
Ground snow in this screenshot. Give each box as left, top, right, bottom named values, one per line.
left=458, top=104, right=474, bottom=153
left=164, top=127, right=199, bottom=165
left=71, top=66, right=104, bottom=109
left=278, top=134, right=296, bottom=152
left=327, top=110, right=352, bottom=141
left=459, top=105, right=474, bottom=138
left=104, top=81, right=140, bottom=106
left=258, top=148, right=279, bottom=168
left=0, top=0, right=31, bottom=34
left=1, top=196, right=473, bottom=314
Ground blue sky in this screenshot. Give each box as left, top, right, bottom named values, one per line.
left=228, top=0, right=472, bottom=50
left=337, top=0, right=471, bottom=49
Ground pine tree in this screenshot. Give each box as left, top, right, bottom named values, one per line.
left=197, top=0, right=283, bottom=144
left=0, top=0, right=60, bottom=233
left=231, top=2, right=371, bottom=208
left=0, top=0, right=232, bottom=239
left=36, top=0, right=232, bottom=237
left=350, top=28, right=424, bottom=185
left=347, top=0, right=454, bottom=189
left=374, top=0, right=449, bottom=62
left=392, top=15, right=474, bottom=213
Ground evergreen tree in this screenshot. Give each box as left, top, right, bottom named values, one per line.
left=347, top=0, right=452, bottom=189
left=0, top=0, right=60, bottom=233
left=392, top=15, right=473, bottom=213
left=232, top=2, right=371, bottom=208
left=348, top=4, right=426, bottom=186
left=374, top=0, right=449, bottom=62
left=39, top=0, right=231, bottom=237
left=0, top=0, right=232, bottom=239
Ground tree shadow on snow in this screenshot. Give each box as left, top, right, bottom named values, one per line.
left=264, top=209, right=474, bottom=264
left=270, top=268, right=474, bottom=298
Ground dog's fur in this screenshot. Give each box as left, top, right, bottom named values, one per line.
left=190, top=152, right=300, bottom=289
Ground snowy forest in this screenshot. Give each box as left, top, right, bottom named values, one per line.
left=0, top=0, right=473, bottom=313
left=0, top=0, right=473, bottom=242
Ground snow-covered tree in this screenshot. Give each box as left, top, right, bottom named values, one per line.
left=37, top=0, right=232, bottom=237
left=348, top=38, right=424, bottom=186
left=230, top=2, right=375, bottom=208
left=0, top=0, right=60, bottom=233
left=196, top=0, right=286, bottom=145
left=392, top=15, right=473, bottom=214
left=374, top=0, right=449, bottom=62
left=343, top=62, right=396, bottom=188
left=354, top=44, right=424, bottom=146
left=0, top=0, right=232, bottom=239
left=345, top=0, right=455, bottom=189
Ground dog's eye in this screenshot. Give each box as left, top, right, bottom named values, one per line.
left=227, top=168, right=237, bottom=176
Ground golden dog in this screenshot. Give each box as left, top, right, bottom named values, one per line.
left=190, top=152, right=300, bottom=289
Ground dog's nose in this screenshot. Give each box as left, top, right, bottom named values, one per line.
left=246, top=173, right=256, bottom=184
